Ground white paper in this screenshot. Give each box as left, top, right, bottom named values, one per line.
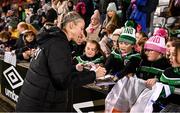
left=4, top=52, right=16, bottom=66
left=96, top=75, right=116, bottom=86
left=96, top=82, right=116, bottom=86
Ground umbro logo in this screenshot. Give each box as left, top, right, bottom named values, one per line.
left=3, top=66, right=24, bottom=89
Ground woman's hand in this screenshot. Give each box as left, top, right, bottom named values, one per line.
left=95, top=66, right=106, bottom=79
left=76, top=63, right=84, bottom=72
left=23, top=50, right=31, bottom=59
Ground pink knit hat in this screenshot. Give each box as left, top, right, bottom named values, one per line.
left=91, top=10, right=100, bottom=21
left=153, top=28, right=168, bottom=39
left=144, top=36, right=166, bottom=54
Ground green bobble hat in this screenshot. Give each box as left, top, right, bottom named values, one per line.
left=125, top=20, right=135, bottom=28
left=118, top=27, right=136, bottom=44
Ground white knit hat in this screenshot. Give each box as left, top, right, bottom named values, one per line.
left=144, top=36, right=166, bottom=54
left=118, top=27, right=136, bottom=44
left=107, top=2, right=117, bottom=12
left=113, top=28, right=123, bottom=35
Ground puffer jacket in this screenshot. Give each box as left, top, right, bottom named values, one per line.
left=16, top=24, right=96, bottom=112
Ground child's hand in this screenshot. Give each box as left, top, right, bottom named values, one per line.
left=127, top=73, right=134, bottom=78
left=5, top=47, right=11, bottom=52
left=145, top=78, right=157, bottom=89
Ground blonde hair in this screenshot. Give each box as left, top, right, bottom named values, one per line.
left=17, top=22, right=37, bottom=34
left=61, top=11, right=83, bottom=29
left=27, top=24, right=37, bottom=34
left=18, top=22, right=38, bottom=34
left=103, top=11, right=119, bottom=28
left=18, top=22, right=29, bottom=30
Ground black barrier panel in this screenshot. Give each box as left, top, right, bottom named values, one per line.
left=0, top=60, right=28, bottom=103
left=69, top=86, right=106, bottom=112
left=0, top=60, right=3, bottom=85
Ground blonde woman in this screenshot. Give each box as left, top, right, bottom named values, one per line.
left=16, top=10, right=106, bottom=112
left=100, top=2, right=122, bottom=39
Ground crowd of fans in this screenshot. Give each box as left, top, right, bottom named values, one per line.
left=0, top=0, right=180, bottom=112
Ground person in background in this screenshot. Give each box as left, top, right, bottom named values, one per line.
left=99, top=24, right=117, bottom=57
left=110, top=28, right=123, bottom=50
left=18, top=6, right=26, bottom=22
left=99, top=2, right=122, bottom=38
left=135, top=31, right=148, bottom=53
left=14, top=30, right=37, bottom=61
left=86, top=10, right=101, bottom=42
left=51, top=0, right=60, bottom=11
left=0, top=16, right=6, bottom=32
left=57, top=0, right=69, bottom=14
left=25, top=8, right=35, bottom=24
left=67, top=0, right=74, bottom=11
left=0, top=31, right=16, bottom=54
left=166, top=37, right=180, bottom=59
left=121, top=0, right=131, bottom=25
left=16, top=10, right=106, bottom=112
left=102, top=2, right=121, bottom=29
left=14, top=22, right=37, bottom=49
left=93, top=0, right=100, bottom=10
left=17, top=22, right=29, bottom=35
left=98, top=0, right=120, bottom=25
left=129, top=0, right=158, bottom=32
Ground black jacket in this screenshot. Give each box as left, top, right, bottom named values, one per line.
left=160, top=67, right=180, bottom=105
left=136, top=57, right=171, bottom=80
left=16, top=25, right=96, bottom=112
left=69, top=40, right=86, bottom=58
left=105, top=50, right=141, bottom=78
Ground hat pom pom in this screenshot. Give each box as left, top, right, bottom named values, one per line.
left=125, top=20, right=135, bottom=28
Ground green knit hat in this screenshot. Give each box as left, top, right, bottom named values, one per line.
left=118, top=27, right=136, bottom=45
left=124, top=20, right=135, bottom=28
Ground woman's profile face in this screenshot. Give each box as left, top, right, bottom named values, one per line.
left=71, top=19, right=85, bottom=44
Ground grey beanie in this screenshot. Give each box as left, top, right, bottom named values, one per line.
left=107, top=2, right=117, bottom=12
